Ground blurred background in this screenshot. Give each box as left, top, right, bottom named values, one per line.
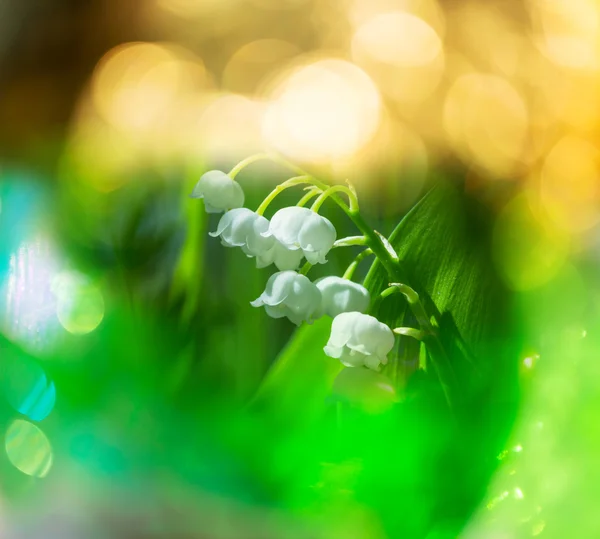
left=1, top=0, right=600, bottom=537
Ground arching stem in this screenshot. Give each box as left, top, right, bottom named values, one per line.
left=311, top=185, right=360, bottom=213
left=342, top=248, right=374, bottom=280
left=256, top=176, right=316, bottom=216
left=228, top=152, right=309, bottom=179
left=296, top=187, right=322, bottom=207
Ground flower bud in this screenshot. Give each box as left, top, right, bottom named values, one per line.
left=324, top=312, right=395, bottom=371
left=190, top=170, right=244, bottom=213
left=263, top=207, right=336, bottom=265
left=315, top=276, right=370, bottom=318
left=251, top=271, right=322, bottom=326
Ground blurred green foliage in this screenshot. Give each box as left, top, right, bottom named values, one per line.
left=0, top=163, right=596, bottom=538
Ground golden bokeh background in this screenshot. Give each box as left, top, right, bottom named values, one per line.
left=6, top=0, right=589, bottom=269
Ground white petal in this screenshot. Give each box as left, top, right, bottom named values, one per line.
left=323, top=343, right=345, bottom=359
left=327, top=311, right=361, bottom=349
left=347, top=314, right=395, bottom=357
left=228, top=180, right=245, bottom=210
left=203, top=202, right=222, bottom=214
left=316, top=277, right=370, bottom=317
left=191, top=170, right=245, bottom=212
left=271, top=242, right=304, bottom=271
left=363, top=355, right=384, bottom=371
left=339, top=348, right=367, bottom=368
left=304, top=250, right=327, bottom=265
left=264, top=304, right=287, bottom=319
left=209, top=208, right=250, bottom=240
left=298, top=213, right=336, bottom=264
left=251, top=270, right=297, bottom=307
left=269, top=207, right=311, bottom=248
left=245, top=215, right=275, bottom=256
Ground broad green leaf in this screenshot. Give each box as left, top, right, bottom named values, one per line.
left=357, top=180, right=520, bottom=538
left=250, top=316, right=342, bottom=422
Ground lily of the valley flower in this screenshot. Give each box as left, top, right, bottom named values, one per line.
left=210, top=209, right=304, bottom=270
left=190, top=170, right=244, bottom=213
left=263, top=207, right=336, bottom=265
left=259, top=241, right=304, bottom=271
left=251, top=271, right=322, bottom=326
left=324, top=312, right=395, bottom=371
left=315, top=276, right=370, bottom=318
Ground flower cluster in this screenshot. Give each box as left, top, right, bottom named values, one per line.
left=191, top=166, right=397, bottom=372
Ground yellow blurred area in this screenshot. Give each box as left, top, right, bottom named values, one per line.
left=529, top=0, right=600, bottom=71
left=540, top=136, right=600, bottom=233
left=352, top=12, right=444, bottom=107
left=262, top=59, right=381, bottom=163
left=5, top=420, right=53, bottom=479
left=493, top=193, right=569, bottom=291
left=52, top=272, right=105, bottom=335
left=348, top=0, right=445, bottom=36
left=59, top=0, right=600, bottom=236
left=91, top=42, right=207, bottom=135
left=189, top=93, right=267, bottom=161
left=223, top=40, right=301, bottom=95
left=444, top=74, right=528, bottom=177
left=156, top=0, right=243, bottom=17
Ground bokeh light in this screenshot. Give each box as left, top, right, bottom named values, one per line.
left=493, top=194, right=569, bottom=290
left=540, top=136, right=600, bottom=233
left=352, top=12, right=444, bottom=106
left=5, top=419, right=53, bottom=478
left=529, top=0, right=600, bottom=71
left=1, top=238, right=62, bottom=351
left=53, top=272, right=105, bottom=335
left=156, top=0, right=242, bottom=18
left=444, top=74, right=528, bottom=176
left=0, top=353, right=55, bottom=421
left=191, top=94, right=267, bottom=162
left=223, top=39, right=301, bottom=95
left=263, top=59, right=381, bottom=163
left=91, top=42, right=205, bottom=135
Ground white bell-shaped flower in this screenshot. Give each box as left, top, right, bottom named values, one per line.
left=209, top=209, right=303, bottom=270
left=324, top=312, right=395, bottom=371
left=190, top=170, right=244, bottom=213
left=210, top=208, right=272, bottom=252
left=263, top=207, right=336, bottom=265
left=259, top=241, right=305, bottom=271
left=315, top=276, right=370, bottom=318
left=251, top=270, right=322, bottom=326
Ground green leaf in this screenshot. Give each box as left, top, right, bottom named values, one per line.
left=357, top=180, right=520, bottom=538
left=250, top=316, right=342, bottom=423
left=253, top=179, right=520, bottom=538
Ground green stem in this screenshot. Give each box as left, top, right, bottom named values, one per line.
left=256, top=176, right=315, bottom=215
left=387, top=283, right=431, bottom=330
left=228, top=152, right=309, bottom=179
left=311, top=185, right=360, bottom=213
left=300, top=261, right=312, bottom=276
left=297, top=188, right=322, bottom=207
left=346, top=210, right=407, bottom=282
left=333, top=236, right=367, bottom=247
left=393, top=327, right=426, bottom=341
left=228, top=153, right=270, bottom=179
left=342, top=248, right=374, bottom=280
left=378, top=283, right=458, bottom=410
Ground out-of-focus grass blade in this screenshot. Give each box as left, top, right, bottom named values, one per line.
left=250, top=317, right=342, bottom=423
